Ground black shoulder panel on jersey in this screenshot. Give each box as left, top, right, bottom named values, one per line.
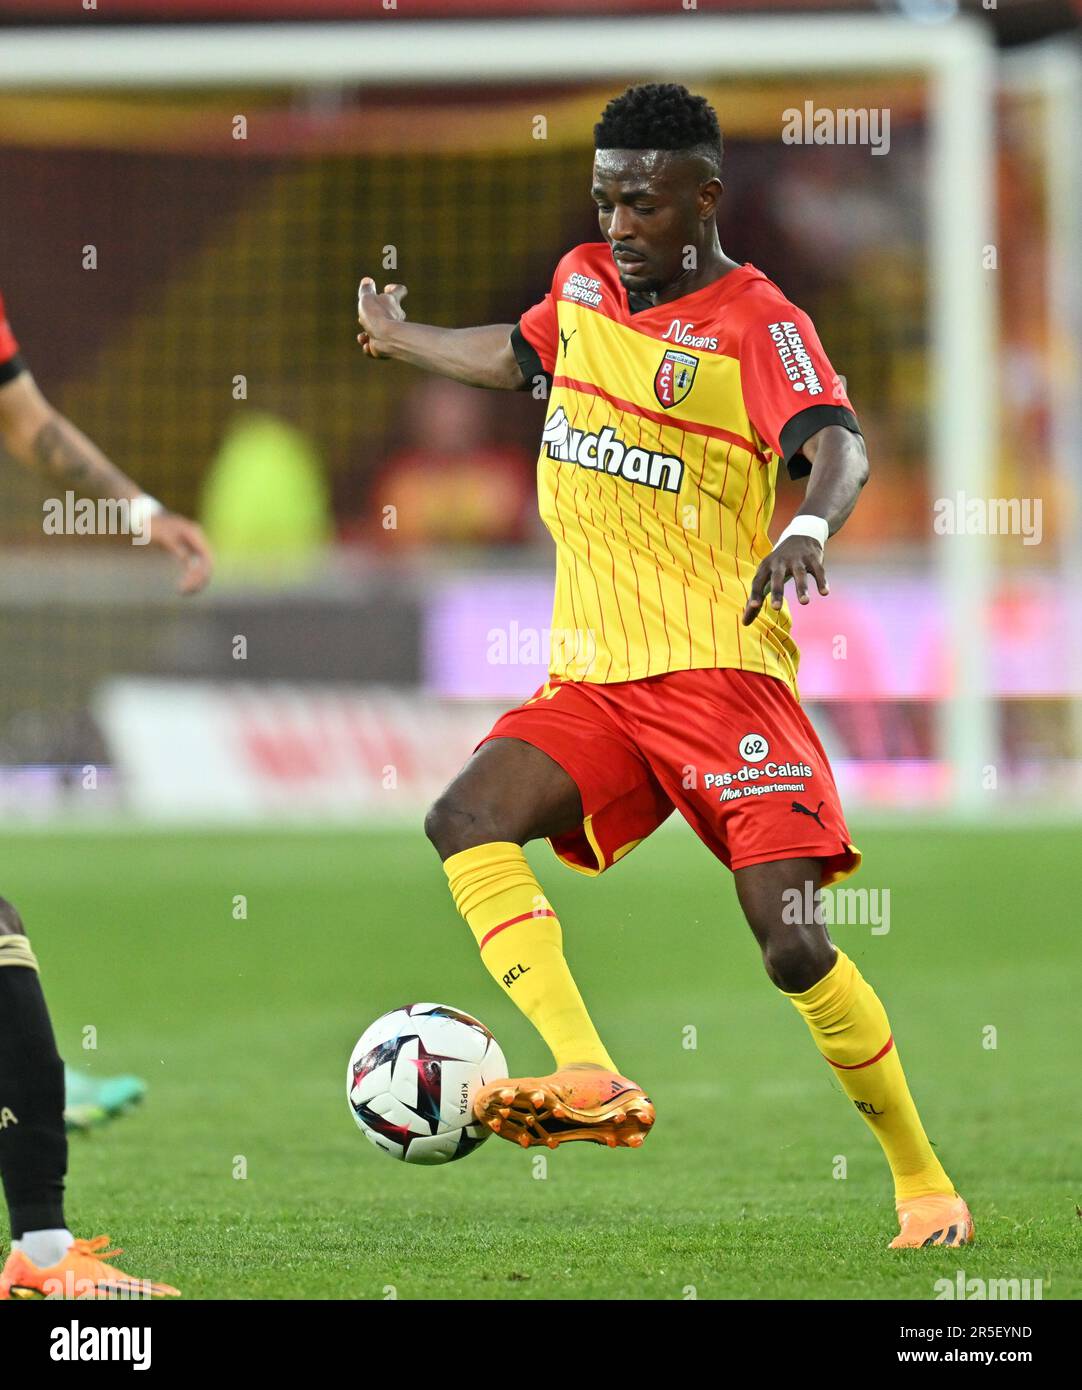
left=511, top=323, right=551, bottom=393
left=0, top=351, right=27, bottom=386
left=781, top=404, right=862, bottom=479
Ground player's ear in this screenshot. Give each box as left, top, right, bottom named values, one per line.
left=699, top=177, right=723, bottom=220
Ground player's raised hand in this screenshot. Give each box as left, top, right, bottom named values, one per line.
left=147, top=511, right=214, bottom=595
left=356, top=278, right=408, bottom=358
left=742, top=535, right=829, bottom=626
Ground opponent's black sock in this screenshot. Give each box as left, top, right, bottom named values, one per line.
left=0, top=935, right=68, bottom=1240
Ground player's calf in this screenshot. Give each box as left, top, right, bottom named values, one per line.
left=736, top=858, right=966, bottom=1240
left=0, top=894, right=70, bottom=1265
left=431, top=739, right=622, bottom=1085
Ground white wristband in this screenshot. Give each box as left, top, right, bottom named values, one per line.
left=775, top=514, right=829, bottom=550
left=129, top=495, right=164, bottom=531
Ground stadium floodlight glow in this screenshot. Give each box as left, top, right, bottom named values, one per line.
left=0, top=14, right=998, bottom=812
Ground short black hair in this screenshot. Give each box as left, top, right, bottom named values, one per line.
left=594, top=83, right=723, bottom=173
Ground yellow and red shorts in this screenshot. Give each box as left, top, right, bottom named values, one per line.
left=475, top=667, right=860, bottom=887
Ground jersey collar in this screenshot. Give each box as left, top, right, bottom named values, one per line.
left=623, top=262, right=760, bottom=318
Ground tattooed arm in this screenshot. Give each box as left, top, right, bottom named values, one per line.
left=1, top=371, right=143, bottom=498
left=0, top=368, right=213, bottom=594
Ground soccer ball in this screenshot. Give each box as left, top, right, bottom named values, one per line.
left=347, top=1002, right=508, bottom=1165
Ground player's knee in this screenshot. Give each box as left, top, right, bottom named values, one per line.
left=424, top=793, right=508, bottom=860
left=423, top=798, right=451, bottom=854
left=0, top=895, right=26, bottom=936
left=760, top=933, right=830, bottom=994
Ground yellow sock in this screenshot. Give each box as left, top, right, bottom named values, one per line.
left=443, top=841, right=615, bottom=1072
left=785, top=950, right=954, bottom=1200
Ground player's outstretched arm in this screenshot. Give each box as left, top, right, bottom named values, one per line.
left=743, top=424, right=869, bottom=625
left=356, top=278, right=525, bottom=390
left=0, top=369, right=213, bottom=594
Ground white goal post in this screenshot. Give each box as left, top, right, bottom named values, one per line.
left=0, top=14, right=998, bottom=813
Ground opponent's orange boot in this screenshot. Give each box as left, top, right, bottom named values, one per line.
left=474, top=1064, right=655, bottom=1150
left=0, top=1236, right=180, bottom=1300
left=889, top=1193, right=975, bottom=1249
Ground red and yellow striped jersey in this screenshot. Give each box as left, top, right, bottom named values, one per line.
left=512, top=244, right=860, bottom=694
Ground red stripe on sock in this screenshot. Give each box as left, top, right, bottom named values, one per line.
left=479, top=908, right=556, bottom=950
left=824, top=1034, right=894, bottom=1070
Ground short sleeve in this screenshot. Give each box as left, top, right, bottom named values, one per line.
left=511, top=285, right=558, bottom=391
left=739, top=304, right=861, bottom=478
left=0, top=291, right=26, bottom=385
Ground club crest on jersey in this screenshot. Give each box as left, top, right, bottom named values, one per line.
left=654, top=349, right=698, bottom=409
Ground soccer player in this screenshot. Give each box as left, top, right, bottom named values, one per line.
left=355, top=84, right=972, bottom=1249
left=0, top=286, right=208, bottom=1298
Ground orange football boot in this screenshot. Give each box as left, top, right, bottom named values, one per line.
left=474, top=1063, right=655, bottom=1150
left=889, top=1193, right=975, bottom=1249
left=0, top=1236, right=180, bottom=1300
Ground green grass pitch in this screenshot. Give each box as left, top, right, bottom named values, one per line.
left=1, top=823, right=1075, bottom=1300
